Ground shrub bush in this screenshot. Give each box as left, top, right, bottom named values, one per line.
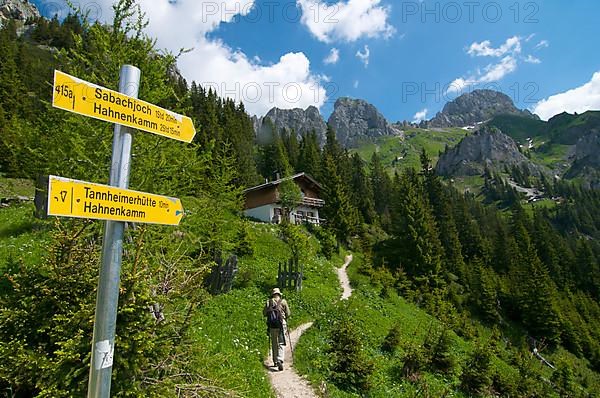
left=427, top=327, right=457, bottom=374
left=382, top=323, right=403, bottom=354
left=328, top=319, right=375, bottom=392
left=460, top=343, right=494, bottom=395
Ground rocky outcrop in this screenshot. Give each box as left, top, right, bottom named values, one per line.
left=566, top=131, right=600, bottom=189
left=256, top=106, right=327, bottom=143
left=257, top=98, right=402, bottom=147
left=427, top=89, right=538, bottom=128
left=436, top=126, right=543, bottom=177
left=0, top=0, right=39, bottom=24
left=327, top=97, right=402, bottom=147
left=573, top=131, right=600, bottom=168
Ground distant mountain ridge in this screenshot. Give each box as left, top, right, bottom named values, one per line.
left=426, top=89, right=538, bottom=128
left=255, top=97, right=403, bottom=147
left=256, top=92, right=599, bottom=188
left=256, top=89, right=539, bottom=148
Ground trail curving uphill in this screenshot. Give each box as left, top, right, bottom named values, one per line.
left=266, top=254, right=354, bottom=397
left=266, top=322, right=315, bottom=398
left=336, top=255, right=353, bottom=300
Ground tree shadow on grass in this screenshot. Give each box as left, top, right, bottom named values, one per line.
left=0, top=220, right=36, bottom=238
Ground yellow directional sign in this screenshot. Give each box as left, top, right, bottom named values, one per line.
left=47, top=175, right=184, bottom=225
left=52, top=70, right=196, bottom=143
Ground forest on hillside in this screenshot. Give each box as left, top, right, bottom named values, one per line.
left=1, top=1, right=599, bottom=396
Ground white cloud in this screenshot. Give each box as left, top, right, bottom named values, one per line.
left=533, top=71, right=600, bottom=120
left=448, top=35, right=544, bottom=95
left=535, top=40, right=550, bottom=49
left=445, top=56, right=517, bottom=94
left=41, top=0, right=328, bottom=116
left=446, top=78, right=469, bottom=94
left=356, top=45, right=370, bottom=67
left=297, top=0, right=395, bottom=43
left=467, top=36, right=521, bottom=57
left=525, top=55, right=541, bottom=64
left=478, top=56, right=518, bottom=83
left=353, top=80, right=360, bottom=89
left=412, top=108, right=428, bottom=123
left=324, top=48, right=340, bottom=65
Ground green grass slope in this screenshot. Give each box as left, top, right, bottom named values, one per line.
left=488, top=115, right=548, bottom=142
left=0, top=178, right=52, bottom=268
left=187, top=222, right=343, bottom=397
left=0, top=177, right=343, bottom=397
left=353, top=128, right=467, bottom=174
left=293, top=254, right=600, bottom=397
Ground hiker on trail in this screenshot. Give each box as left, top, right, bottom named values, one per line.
left=263, top=287, right=290, bottom=371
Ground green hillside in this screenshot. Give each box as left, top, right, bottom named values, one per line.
left=296, top=256, right=600, bottom=397
left=1, top=2, right=600, bottom=397
left=488, top=114, right=548, bottom=142
left=353, top=128, right=467, bottom=174
left=548, top=111, right=600, bottom=144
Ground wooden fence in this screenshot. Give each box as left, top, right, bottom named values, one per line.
left=278, top=256, right=303, bottom=291
left=207, top=255, right=238, bottom=295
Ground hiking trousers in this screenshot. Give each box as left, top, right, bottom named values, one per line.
left=269, top=322, right=287, bottom=365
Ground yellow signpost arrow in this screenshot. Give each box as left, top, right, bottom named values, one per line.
left=47, top=175, right=184, bottom=226
left=52, top=70, right=196, bottom=143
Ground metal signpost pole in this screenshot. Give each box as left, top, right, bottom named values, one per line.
left=87, top=65, right=141, bottom=398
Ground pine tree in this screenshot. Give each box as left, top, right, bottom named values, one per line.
left=281, top=128, right=300, bottom=171
left=421, top=149, right=465, bottom=278
left=369, top=152, right=392, bottom=225
left=321, top=154, right=359, bottom=241
left=531, top=210, right=565, bottom=286
left=477, top=263, right=501, bottom=323
left=388, top=169, right=443, bottom=279
left=510, top=211, right=563, bottom=343
left=298, top=130, right=321, bottom=178
left=575, top=240, right=600, bottom=297
left=349, top=153, right=376, bottom=224
left=257, top=121, right=290, bottom=180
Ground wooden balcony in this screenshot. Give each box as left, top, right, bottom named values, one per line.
left=292, top=214, right=326, bottom=226
left=300, top=197, right=325, bottom=208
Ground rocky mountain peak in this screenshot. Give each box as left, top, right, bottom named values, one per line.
left=254, top=106, right=328, bottom=144
left=435, top=125, right=543, bottom=177
left=427, top=89, right=538, bottom=128
left=0, top=0, right=39, bottom=25
left=327, top=97, right=402, bottom=147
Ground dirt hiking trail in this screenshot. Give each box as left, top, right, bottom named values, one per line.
left=266, top=254, right=353, bottom=397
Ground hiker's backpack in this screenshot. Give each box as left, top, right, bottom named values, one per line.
left=266, top=299, right=283, bottom=329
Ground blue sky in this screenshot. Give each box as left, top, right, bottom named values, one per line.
left=34, top=0, right=600, bottom=122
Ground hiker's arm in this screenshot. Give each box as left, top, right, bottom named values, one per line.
left=284, top=301, right=291, bottom=318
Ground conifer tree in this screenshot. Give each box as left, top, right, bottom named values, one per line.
left=349, top=153, right=376, bottom=224
left=532, top=210, right=564, bottom=286
left=321, top=154, right=359, bottom=241
left=298, top=130, right=321, bottom=178
left=509, top=209, right=562, bottom=343
left=388, top=169, right=443, bottom=280
left=257, top=120, right=290, bottom=180
left=575, top=240, right=600, bottom=297
left=281, top=128, right=300, bottom=171
left=369, top=152, right=392, bottom=225
left=421, top=149, right=465, bottom=277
